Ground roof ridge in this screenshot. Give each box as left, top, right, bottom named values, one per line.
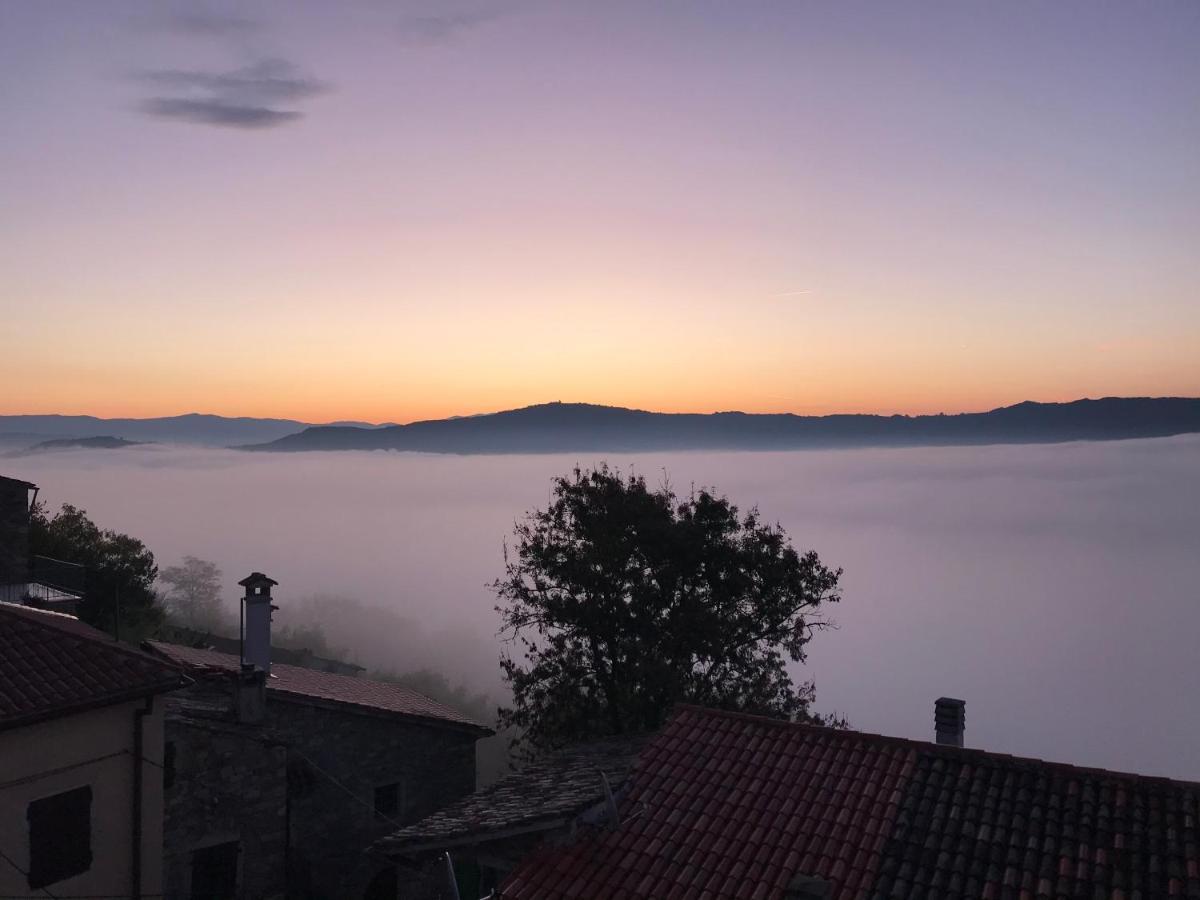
left=146, top=640, right=492, bottom=733
left=672, top=703, right=1200, bottom=789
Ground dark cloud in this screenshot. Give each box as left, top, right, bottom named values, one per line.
left=140, top=98, right=300, bottom=129
left=398, top=9, right=503, bottom=42
left=137, top=59, right=324, bottom=129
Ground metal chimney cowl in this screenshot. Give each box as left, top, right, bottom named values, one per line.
left=238, top=572, right=278, bottom=675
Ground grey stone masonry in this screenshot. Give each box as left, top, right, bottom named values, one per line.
left=160, top=673, right=482, bottom=900
left=0, top=476, right=34, bottom=586
left=163, top=694, right=288, bottom=900
left=266, top=696, right=479, bottom=899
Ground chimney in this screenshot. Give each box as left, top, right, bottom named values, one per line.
left=0, top=476, right=36, bottom=589
left=236, top=665, right=267, bottom=724
left=785, top=874, right=832, bottom=899
left=934, top=697, right=966, bottom=747
left=239, top=572, right=278, bottom=674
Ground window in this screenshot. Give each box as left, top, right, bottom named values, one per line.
left=190, top=840, right=239, bottom=900
left=363, top=865, right=398, bottom=900
left=27, top=785, right=92, bottom=889
left=373, top=782, right=401, bottom=819
left=164, top=741, right=176, bottom=789
left=287, top=758, right=317, bottom=798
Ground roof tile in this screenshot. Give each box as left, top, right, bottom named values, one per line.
left=146, top=640, right=490, bottom=733
left=498, top=706, right=1200, bottom=900
left=1, top=603, right=185, bottom=728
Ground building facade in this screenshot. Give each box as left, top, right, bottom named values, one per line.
left=0, top=603, right=185, bottom=899
left=148, top=574, right=492, bottom=900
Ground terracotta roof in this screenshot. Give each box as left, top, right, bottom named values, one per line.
left=0, top=603, right=187, bottom=730
left=499, top=705, right=1200, bottom=900
left=145, top=641, right=492, bottom=734
left=375, top=733, right=650, bottom=857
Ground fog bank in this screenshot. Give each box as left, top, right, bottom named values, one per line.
left=10, top=436, right=1200, bottom=780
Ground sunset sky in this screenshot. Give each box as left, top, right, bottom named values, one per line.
left=2, top=2, right=1198, bottom=423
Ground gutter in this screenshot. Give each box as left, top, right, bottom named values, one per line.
left=132, top=696, right=153, bottom=900
left=0, top=676, right=187, bottom=734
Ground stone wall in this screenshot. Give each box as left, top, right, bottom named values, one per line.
left=264, top=697, right=478, bottom=900
left=161, top=680, right=480, bottom=900
left=162, top=710, right=288, bottom=900
left=0, top=477, right=31, bottom=586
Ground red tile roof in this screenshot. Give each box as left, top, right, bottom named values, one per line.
left=0, top=603, right=187, bottom=730
left=499, top=705, right=1200, bottom=900
left=145, top=641, right=492, bottom=734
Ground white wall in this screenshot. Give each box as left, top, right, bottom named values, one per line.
left=0, top=697, right=166, bottom=899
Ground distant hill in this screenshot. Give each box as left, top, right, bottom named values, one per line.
left=242, top=397, right=1200, bottom=454
left=6, top=435, right=148, bottom=457
left=0, top=413, right=381, bottom=450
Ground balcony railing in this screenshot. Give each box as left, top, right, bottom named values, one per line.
left=1, top=555, right=85, bottom=610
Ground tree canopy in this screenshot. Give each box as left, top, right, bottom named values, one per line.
left=30, top=502, right=162, bottom=637
left=495, top=466, right=842, bottom=751
left=159, top=555, right=226, bottom=632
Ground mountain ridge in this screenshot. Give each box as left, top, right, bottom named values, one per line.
left=0, top=413, right=383, bottom=450
left=240, top=397, right=1200, bottom=454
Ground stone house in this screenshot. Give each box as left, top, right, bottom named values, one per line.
left=0, top=601, right=186, bottom=899
left=146, top=573, right=493, bottom=900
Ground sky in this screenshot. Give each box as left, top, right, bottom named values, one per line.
left=2, top=1, right=1198, bottom=423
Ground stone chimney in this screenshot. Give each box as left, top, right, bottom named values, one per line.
left=239, top=572, right=278, bottom=674
left=236, top=665, right=267, bottom=724
left=785, top=874, right=832, bottom=899
left=0, top=476, right=36, bottom=588
left=934, top=697, right=966, bottom=747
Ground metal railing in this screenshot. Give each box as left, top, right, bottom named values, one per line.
left=0, top=555, right=85, bottom=608
left=30, top=554, right=86, bottom=594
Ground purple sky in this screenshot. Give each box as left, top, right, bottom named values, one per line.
left=2, top=2, right=1198, bottom=421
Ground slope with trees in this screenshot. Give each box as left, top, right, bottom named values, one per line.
left=30, top=503, right=163, bottom=637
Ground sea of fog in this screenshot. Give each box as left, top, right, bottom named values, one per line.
left=9, top=437, right=1200, bottom=781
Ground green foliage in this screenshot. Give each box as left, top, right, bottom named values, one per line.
left=159, top=555, right=228, bottom=632
left=30, top=502, right=163, bottom=638
left=495, top=465, right=842, bottom=751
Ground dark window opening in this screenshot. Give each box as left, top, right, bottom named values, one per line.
left=363, top=865, right=399, bottom=900
left=190, top=840, right=239, bottom=900
left=27, top=785, right=92, bottom=889
left=287, top=758, right=318, bottom=798
left=164, top=741, right=177, bottom=789
left=373, top=782, right=400, bottom=819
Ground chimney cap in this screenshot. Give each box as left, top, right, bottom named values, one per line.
left=238, top=572, right=278, bottom=589
left=934, top=697, right=966, bottom=747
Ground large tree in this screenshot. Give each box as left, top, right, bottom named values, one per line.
left=30, top=503, right=162, bottom=637
left=495, top=466, right=841, bottom=750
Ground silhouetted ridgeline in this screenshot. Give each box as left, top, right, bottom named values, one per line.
left=242, top=397, right=1200, bottom=454
left=0, top=413, right=390, bottom=450
left=4, top=435, right=147, bottom=457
